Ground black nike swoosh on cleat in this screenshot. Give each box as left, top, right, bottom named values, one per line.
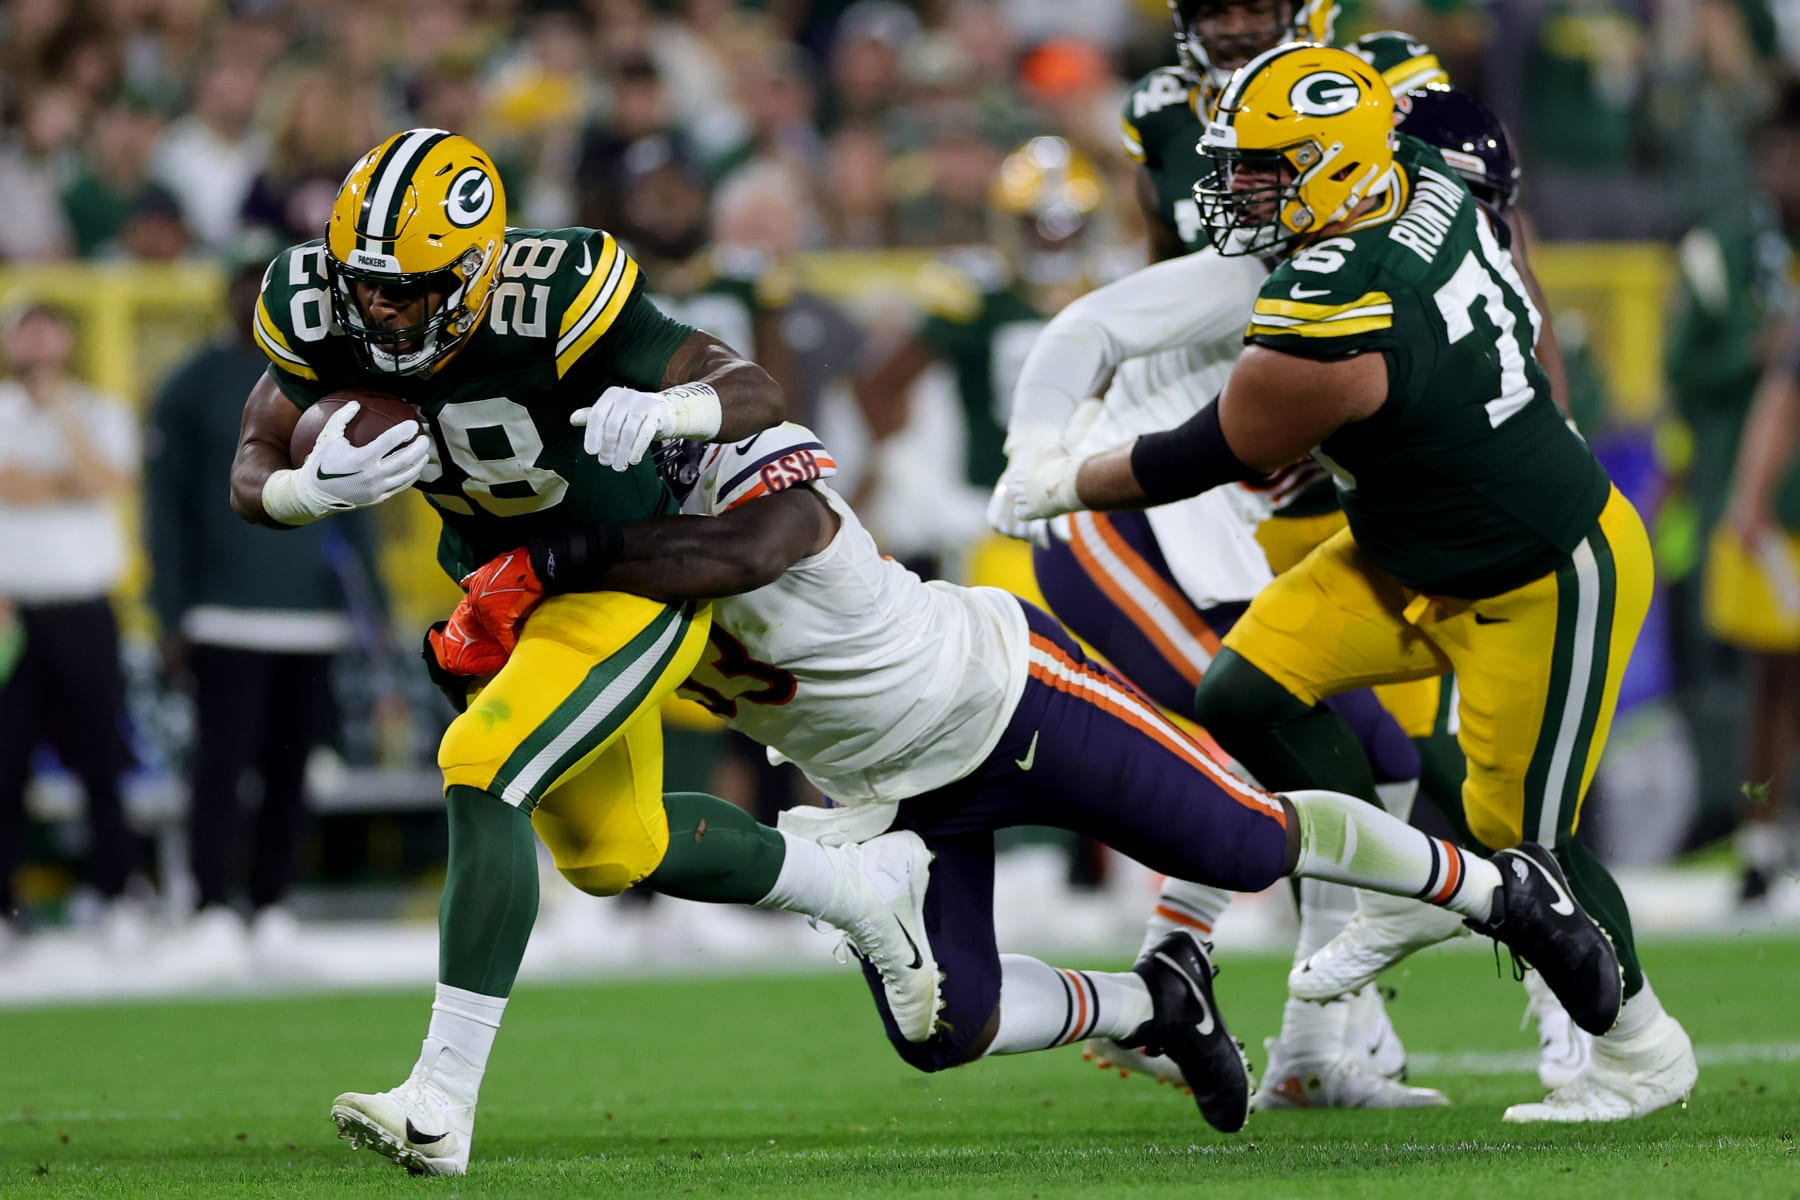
left=405, top=1119, right=448, bottom=1146
left=1472, top=612, right=1508, bottom=625
left=897, top=921, right=924, bottom=971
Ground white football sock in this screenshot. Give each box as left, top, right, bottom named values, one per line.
left=1602, top=976, right=1666, bottom=1045
left=421, top=983, right=506, bottom=1101
left=1288, top=788, right=1500, bottom=921
left=1278, top=878, right=1356, bottom=1064
left=754, top=832, right=841, bottom=919
left=987, top=954, right=1154, bottom=1055
left=1135, top=878, right=1233, bottom=959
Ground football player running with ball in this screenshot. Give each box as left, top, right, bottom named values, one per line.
left=231, top=130, right=940, bottom=1176
left=1010, top=46, right=1697, bottom=1122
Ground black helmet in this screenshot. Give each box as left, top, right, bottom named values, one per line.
left=1397, top=84, right=1520, bottom=213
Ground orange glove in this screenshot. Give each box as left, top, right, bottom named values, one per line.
left=457, top=547, right=546, bottom=655
left=427, top=598, right=509, bottom=678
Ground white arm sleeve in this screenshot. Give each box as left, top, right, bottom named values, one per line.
left=1006, top=249, right=1268, bottom=454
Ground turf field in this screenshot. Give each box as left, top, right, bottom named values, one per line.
left=4, top=933, right=1797, bottom=1199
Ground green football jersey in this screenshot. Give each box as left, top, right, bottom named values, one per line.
left=914, top=249, right=1045, bottom=489
left=1121, top=67, right=1213, bottom=254
left=255, top=226, right=694, bottom=580
left=1245, top=136, right=1610, bottom=599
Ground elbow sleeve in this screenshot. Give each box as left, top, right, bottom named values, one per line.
left=1129, top=400, right=1259, bottom=506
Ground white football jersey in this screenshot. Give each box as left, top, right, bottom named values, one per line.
left=1017, top=249, right=1276, bottom=605
left=678, top=423, right=1029, bottom=806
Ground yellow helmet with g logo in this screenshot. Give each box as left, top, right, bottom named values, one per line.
left=1194, top=42, right=1395, bottom=257
left=989, top=136, right=1108, bottom=291
left=325, top=128, right=506, bottom=375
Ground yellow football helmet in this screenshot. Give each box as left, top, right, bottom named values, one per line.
left=325, top=128, right=506, bottom=375
left=1170, top=0, right=1339, bottom=88
left=1195, top=42, right=1394, bottom=257
left=990, top=136, right=1107, bottom=289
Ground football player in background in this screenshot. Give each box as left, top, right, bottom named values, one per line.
left=447, top=417, right=1624, bottom=1138
left=855, top=136, right=1110, bottom=556
left=1011, top=45, right=1696, bottom=1122
left=230, top=129, right=935, bottom=1176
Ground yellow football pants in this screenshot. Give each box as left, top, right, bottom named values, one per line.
left=1256, top=507, right=1442, bottom=738
left=1226, top=488, right=1653, bottom=850
left=438, top=591, right=711, bottom=895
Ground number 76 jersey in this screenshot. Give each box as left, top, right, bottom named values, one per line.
left=254, top=226, right=695, bottom=581
left=1246, top=135, right=1611, bottom=601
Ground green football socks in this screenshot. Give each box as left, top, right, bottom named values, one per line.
left=437, top=784, right=539, bottom=998
left=644, top=791, right=788, bottom=903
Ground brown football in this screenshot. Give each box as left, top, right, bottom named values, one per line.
left=290, top=389, right=424, bottom=465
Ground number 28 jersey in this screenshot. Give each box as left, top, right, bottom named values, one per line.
left=675, top=423, right=1030, bottom=806
left=1246, top=136, right=1611, bottom=599
left=254, top=226, right=695, bottom=581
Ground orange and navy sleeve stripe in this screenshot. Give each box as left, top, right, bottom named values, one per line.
left=716, top=435, right=838, bottom=512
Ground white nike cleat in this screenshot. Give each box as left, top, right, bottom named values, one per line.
left=330, top=1049, right=478, bottom=1176
left=1254, top=1038, right=1450, bottom=1110
left=1522, top=967, right=1590, bottom=1090
left=1345, top=983, right=1409, bottom=1082
left=1289, top=889, right=1470, bottom=1002
left=827, top=830, right=942, bottom=1043
left=1081, top=1038, right=1187, bottom=1087
left=1504, top=998, right=1696, bottom=1123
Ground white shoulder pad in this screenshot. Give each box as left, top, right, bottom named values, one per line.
left=690, top=421, right=839, bottom=516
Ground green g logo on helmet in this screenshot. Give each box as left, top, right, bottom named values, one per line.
left=1289, top=70, right=1361, bottom=117
left=446, top=168, right=496, bottom=229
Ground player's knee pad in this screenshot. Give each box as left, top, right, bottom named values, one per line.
left=438, top=710, right=512, bottom=797
left=547, top=828, right=668, bottom=897
left=557, top=860, right=639, bottom=897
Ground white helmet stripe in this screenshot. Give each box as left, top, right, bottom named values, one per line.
left=1217, top=41, right=1315, bottom=114
left=359, top=128, right=451, bottom=253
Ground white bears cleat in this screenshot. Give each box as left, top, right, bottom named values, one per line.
left=1081, top=1038, right=1187, bottom=1087
left=1522, top=967, right=1591, bottom=1090
left=1345, top=984, right=1409, bottom=1082
left=827, top=830, right=942, bottom=1043
left=330, top=1051, right=478, bottom=1176
left=1288, top=889, right=1470, bottom=1002
left=1254, top=1038, right=1451, bottom=1110
left=1504, top=1000, right=1696, bottom=1123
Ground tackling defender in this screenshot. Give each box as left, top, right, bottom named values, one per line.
left=231, top=129, right=938, bottom=1177
left=445, top=419, right=1624, bottom=1141
left=1011, top=45, right=1696, bottom=1122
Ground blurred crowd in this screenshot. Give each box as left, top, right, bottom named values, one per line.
left=0, top=0, right=1796, bottom=268
left=5, top=0, right=1800, bottom=956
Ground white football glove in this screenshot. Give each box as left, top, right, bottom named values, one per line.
left=571, top=383, right=722, bottom=472
left=1011, top=443, right=1085, bottom=523
left=261, top=401, right=430, bottom=526
left=987, top=462, right=1052, bottom=548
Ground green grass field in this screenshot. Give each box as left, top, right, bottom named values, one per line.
left=5, top=933, right=1797, bottom=1200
